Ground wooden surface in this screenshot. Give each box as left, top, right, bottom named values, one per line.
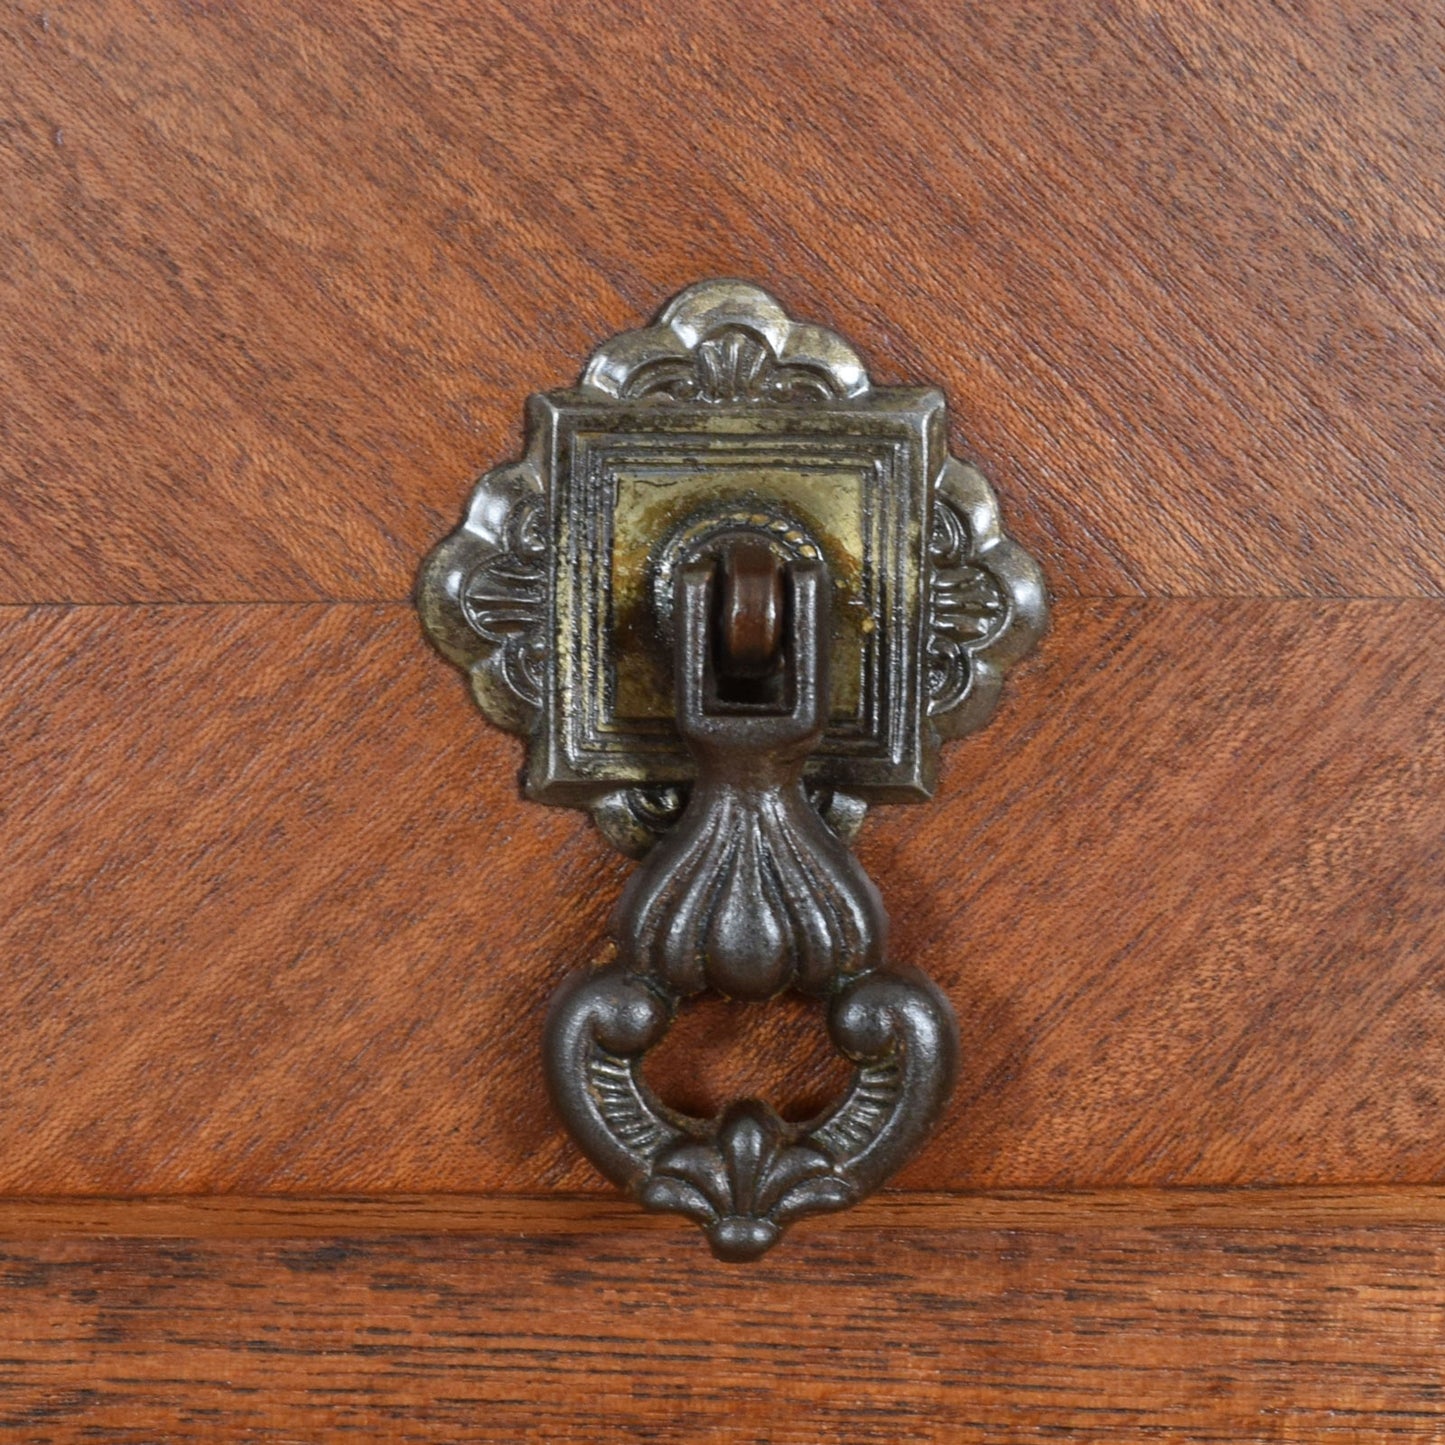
left=1, top=1, right=1441, bottom=604
left=3, top=1188, right=1445, bottom=1237
left=3, top=0, right=1443, bottom=1436
left=2, top=598, right=1442, bottom=1194
left=0, top=1191, right=1441, bottom=1441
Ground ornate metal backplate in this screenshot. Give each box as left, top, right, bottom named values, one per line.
left=418, top=280, right=1045, bottom=1258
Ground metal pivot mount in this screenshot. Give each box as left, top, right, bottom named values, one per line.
left=418, top=281, right=1047, bottom=1259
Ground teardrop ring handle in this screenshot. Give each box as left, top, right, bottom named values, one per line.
left=545, top=548, right=958, bottom=1260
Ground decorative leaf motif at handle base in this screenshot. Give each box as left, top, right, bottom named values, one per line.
left=544, top=963, right=958, bottom=1261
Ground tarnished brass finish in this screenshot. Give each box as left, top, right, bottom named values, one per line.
left=418, top=280, right=1046, bottom=1257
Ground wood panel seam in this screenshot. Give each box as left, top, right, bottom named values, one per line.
left=5, top=596, right=1445, bottom=609
left=2, top=1188, right=1443, bottom=1238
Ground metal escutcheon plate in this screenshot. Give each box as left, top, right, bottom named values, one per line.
left=418, top=280, right=1046, bottom=1258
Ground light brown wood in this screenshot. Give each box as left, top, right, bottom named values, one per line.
left=0, top=1194, right=1441, bottom=1439
left=1, top=2, right=1440, bottom=603
left=2, top=597, right=1440, bottom=1195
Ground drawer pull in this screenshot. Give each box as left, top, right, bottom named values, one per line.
left=418, top=280, right=1046, bottom=1257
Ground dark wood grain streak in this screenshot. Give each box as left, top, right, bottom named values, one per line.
left=1, top=0, right=1441, bottom=602
left=2, top=598, right=1441, bottom=1195
left=0, top=1200, right=1441, bottom=1439
left=1, top=1188, right=1444, bottom=1237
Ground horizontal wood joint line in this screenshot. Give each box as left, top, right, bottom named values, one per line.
left=1, top=1188, right=1443, bottom=1238
left=5, top=596, right=1445, bottom=610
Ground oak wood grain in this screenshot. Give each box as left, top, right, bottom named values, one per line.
left=2, top=0, right=1441, bottom=603
left=0, top=1195, right=1441, bottom=1440
left=2, top=597, right=1440, bottom=1196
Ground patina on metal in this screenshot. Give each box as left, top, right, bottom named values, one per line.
left=417, top=280, right=1046, bottom=1258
